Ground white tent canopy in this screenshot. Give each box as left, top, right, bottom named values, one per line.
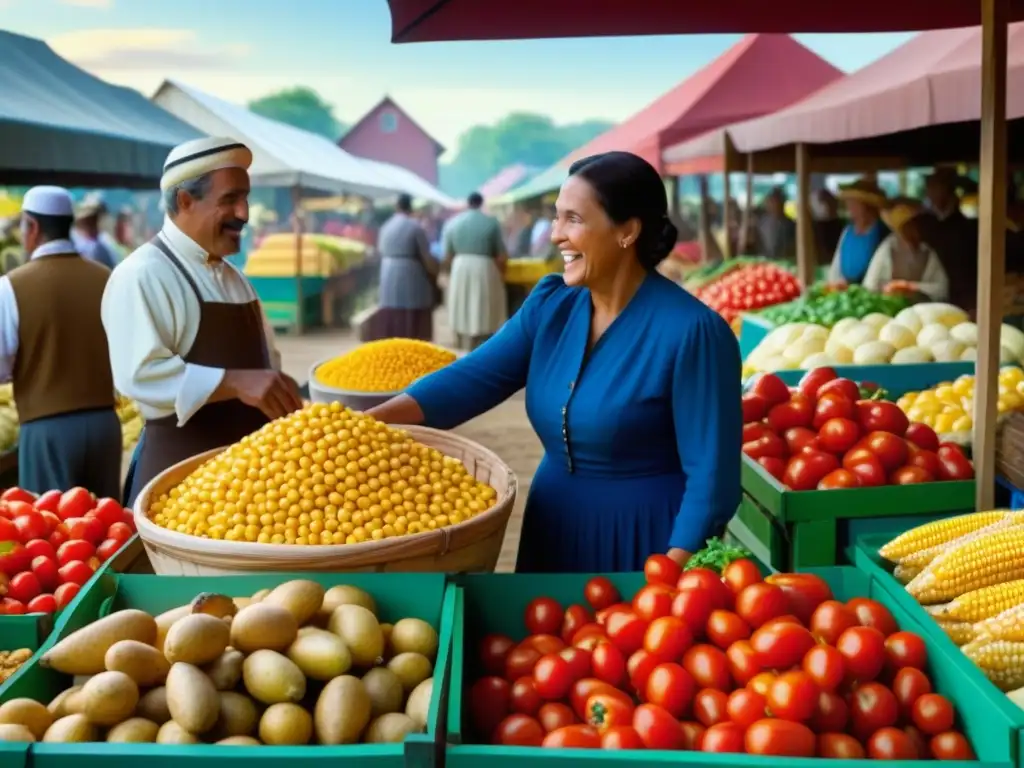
left=151, top=80, right=456, bottom=206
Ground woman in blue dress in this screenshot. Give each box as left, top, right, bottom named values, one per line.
left=827, top=177, right=889, bottom=285
left=368, top=152, right=742, bottom=573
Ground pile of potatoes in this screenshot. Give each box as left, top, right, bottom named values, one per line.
left=0, top=579, right=438, bottom=746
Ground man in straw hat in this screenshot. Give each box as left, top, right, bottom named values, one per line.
left=102, top=136, right=302, bottom=506
left=827, top=176, right=889, bottom=286
left=0, top=186, right=122, bottom=497
left=72, top=193, right=118, bottom=269
left=862, top=197, right=949, bottom=302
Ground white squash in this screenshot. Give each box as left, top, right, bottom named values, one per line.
left=842, top=322, right=880, bottom=349
left=800, top=325, right=830, bottom=342
left=860, top=312, right=892, bottom=330
left=759, top=354, right=788, bottom=373
left=782, top=337, right=824, bottom=364
left=830, top=317, right=860, bottom=339
left=830, top=345, right=855, bottom=364
left=960, top=347, right=978, bottom=361
left=914, top=302, right=969, bottom=328
left=878, top=322, right=916, bottom=350
left=894, top=307, right=923, bottom=335
left=800, top=352, right=836, bottom=369
left=852, top=340, right=896, bottom=365
left=917, top=323, right=951, bottom=349
left=949, top=322, right=979, bottom=346
left=1001, top=345, right=1019, bottom=364
left=1001, top=324, right=1024, bottom=360
left=891, top=346, right=933, bottom=364
left=930, top=339, right=966, bottom=362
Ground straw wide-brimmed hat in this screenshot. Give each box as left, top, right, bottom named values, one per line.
left=74, top=193, right=106, bottom=221
left=881, top=197, right=925, bottom=234
left=838, top=177, right=887, bottom=209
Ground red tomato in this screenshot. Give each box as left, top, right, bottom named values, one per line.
left=783, top=451, right=840, bottom=491
left=12, top=511, right=46, bottom=543
left=533, top=653, right=572, bottom=700
left=606, top=611, right=648, bottom=656
left=0, top=488, right=34, bottom=504
left=38, top=512, right=60, bottom=536
left=0, top=598, right=25, bottom=615
left=750, top=622, right=816, bottom=670
left=868, top=727, right=918, bottom=760
left=850, top=682, right=899, bottom=740
left=469, top=676, right=511, bottom=736
left=783, top=427, right=819, bottom=455
left=857, top=401, right=909, bottom=436
left=817, top=468, right=862, bottom=490
left=505, top=646, right=542, bottom=680
left=803, top=645, right=846, bottom=692
left=95, top=538, right=122, bottom=563
left=937, top=444, right=975, bottom=480
left=583, top=577, right=619, bottom=611
left=885, top=631, right=928, bottom=670
left=846, top=454, right=888, bottom=487
left=818, top=378, right=861, bottom=402
left=768, top=395, right=815, bottom=433
left=722, top=559, right=762, bottom=595
left=105, top=522, right=133, bottom=545
left=893, top=667, right=933, bottom=718
left=682, top=644, right=731, bottom=691
left=810, top=691, right=849, bottom=733
left=479, top=634, right=515, bottom=676
left=23, top=539, right=55, bottom=561
left=5, top=501, right=35, bottom=520
left=860, top=431, right=909, bottom=471
left=678, top=569, right=732, bottom=609
left=766, top=670, right=818, bottom=722
left=572, top=624, right=606, bottom=647
left=66, top=516, right=105, bottom=546
left=745, top=718, right=815, bottom=756
left=601, top=725, right=645, bottom=750
left=809, top=600, right=858, bottom=644
left=930, top=731, right=975, bottom=760
left=812, top=393, right=856, bottom=430
left=749, top=373, right=791, bottom=407
left=817, top=418, right=861, bottom=455
left=91, top=498, right=124, bottom=528
left=560, top=605, right=592, bottom=646
left=818, top=733, right=866, bottom=759
left=493, top=714, right=544, bottom=746
left=645, top=662, right=696, bottom=718
left=644, top=616, right=692, bottom=662
left=632, top=584, right=674, bottom=622
left=693, top=687, right=730, bottom=727
left=633, top=703, right=687, bottom=750
left=590, top=641, right=625, bottom=686
left=679, top=720, right=707, bottom=750
left=596, top=603, right=632, bottom=625
left=584, top=693, right=634, bottom=732
left=57, top=539, right=95, bottom=566
left=706, top=610, right=751, bottom=649
left=836, top=626, right=886, bottom=682
left=509, top=676, right=542, bottom=715
left=525, top=597, right=563, bottom=636
left=569, top=679, right=631, bottom=721
left=847, top=597, right=899, bottom=636
left=53, top=582, right=80, bottom=609
left=798, top=367, right=838, bottom=400
left=558, top=646, right=591, bottom=681
left=6, top=571, right=41, bottom=603
left=697, top=721, right=742, bottom=753
left=671, top=588, right=715, bottom=633
left=48, top=527, right=69, bottom=551
left=57, top=488, right=93, bottom=521
left=520, top=634, right=564, bottom=656
left=0, top=542, right=30, bottom=577
left=537, top=702, right=576, bottom=733
left=905, top=422, right=940, bottom=452
left=0, top=517, right=17, bottom=543
left=743, top=434, right=787, bottom=461
left=725, top=640, right=761, bottom=686
left=735, top=582, right=788, bottom=629
left=26, top=593, right=56, bottom=614
left=34, top=490, right=61, bottom=514
left=757, top=456, right=786, bottom=481
left=744, top=422, right=773, bottom=443
left=742, top=394, right=769, bottom=423
left=891, top=465, right=934, bottom=485
left=542, top=723, right=601, bottom=748
left=30, top=555, right=59, bottom=592
left=57, top=560, right=93, bottom=586
left=906, top=445, right=944, bottom=478
left=911, top=693, right=955, bottom=735
left=644, top=554, right=682, bottom=587
left=727, top=687, right=767, bottom=729
left=626, top=649, right=660, bottom=694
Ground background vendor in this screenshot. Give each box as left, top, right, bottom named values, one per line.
left=103, top=137, right=303, bottom=505
left=827, top=176, right=889, bottom=286
left=863, top=198, right=949, bottom=302
left=0, top=186, right=121, bottom=497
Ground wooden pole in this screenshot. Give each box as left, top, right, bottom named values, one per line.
left=795, top=143, right=815, bottom=289
left=670, top=176, right=681, bottom=218
left=292, top=185, right=305, bottom=335
left=973, top=0, right=1009, bottom=511
left=739, top=153, right=755, bottom=257
left=698, top=174, right=712, bottom=264
left=722, top=135, right=736, bottom=260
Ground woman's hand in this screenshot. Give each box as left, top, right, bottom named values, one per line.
left=667, top=548, right=691, bottom=567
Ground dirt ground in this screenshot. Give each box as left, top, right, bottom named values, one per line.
left=275, top=309, right=542, bottom=573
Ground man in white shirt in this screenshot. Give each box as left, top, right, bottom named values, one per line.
left=72, top=195, right=118, bottom=270
left=103, top=136, right=303, bottom=505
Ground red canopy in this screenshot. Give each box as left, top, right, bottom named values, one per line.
left=387, top=0, right=1024, bottom=42
left=663, top=23, right=1024, bottom=165
left=560, top=35, right=841, bottom=172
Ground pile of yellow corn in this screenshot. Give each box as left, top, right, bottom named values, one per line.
left=896, top=367, right=1024, bottom=435
left=315, top=339, right=456, bottom=393
left=880, top=511, right=1024, bottom=691
left=149, top=401, right=498, bottom=545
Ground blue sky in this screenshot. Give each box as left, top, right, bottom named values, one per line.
left=1, top=0, right=917, bottom=155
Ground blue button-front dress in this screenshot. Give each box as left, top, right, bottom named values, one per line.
left=406, top=272, right=742, bottom=573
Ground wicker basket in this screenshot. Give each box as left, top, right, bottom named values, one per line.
left=132, top=425, right=517, bottom=575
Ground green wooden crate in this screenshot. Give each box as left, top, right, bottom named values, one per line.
left=737, top=455, right=974, bottom=570
left=1, top=569, right=455, bottom=768
left=0, top=605, right=49, bottom=768
left=443, top=567, right=1013, bottom=768
left=853, top=533, right=1024, bottom=768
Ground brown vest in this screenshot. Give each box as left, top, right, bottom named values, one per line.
left=8, top=253, right=115, bottom=423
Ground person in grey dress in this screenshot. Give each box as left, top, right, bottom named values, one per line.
left=375, top=194, right=438, bottom=341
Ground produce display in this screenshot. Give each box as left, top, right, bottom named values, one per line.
left=0, top=487, right=136, bottom=615
left=504, top=257, right=562, bottom=286
left=878, top=512, right=1024, bottom=695
left=742, top=303, right=1024, bottom=375
left=897, top=367, right=1024, bottom=440
left=467, top=552, right=975, bottom=757
left=683, top=257, right=776, bottom=293
left=314, top=339, right=456, bottom=393
left=0, top=648, right=31, bottom=684
left=244, top=234, right=368, bottom=279
left=694, top=262, right=801, bottom=324
left=0, top=578, right=438, bottom=744
left=758, top=284, right=908, bottom=329
left=742, top=368, right=974, bottom=490
left=116, top=396, right=143, bottom=451
left=148, top=402, right=497, bottom=545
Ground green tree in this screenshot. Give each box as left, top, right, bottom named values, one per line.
left=248, top=87, right=346, bottom=140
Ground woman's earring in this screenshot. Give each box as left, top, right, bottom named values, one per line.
left=620, top=240, right=628, bottom=249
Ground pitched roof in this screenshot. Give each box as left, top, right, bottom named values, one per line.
left=340, top=96, right=445, bottom=154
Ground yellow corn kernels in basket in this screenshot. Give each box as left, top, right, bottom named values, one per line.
left=315, top=339, right=456, bottom=393
left=935, top=579, right=1024, bottom=623
left=879, top=510, right=1013, bottom=562
left=973, top=603, right=1024, bottom=643
left=962, top=638, right=1024, bottom=691
left=907, top=526, right=1024, bottom=604
left=935, top=618, right=979, bottom=646
left=894, top=518, right=1024, bottom=585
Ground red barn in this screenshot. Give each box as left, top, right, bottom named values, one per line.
left=339, top=96, right=444, bottom=185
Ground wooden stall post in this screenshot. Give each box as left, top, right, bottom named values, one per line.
left=739, top=152, right=755, bottom=258
left=292, top=185, right=305, bottom=335
left=795, top=143, right=816, bottom=289
left=973, top=0, right=1010, bottom=511
left=698, top=174, right=712, bottom=264
left=722, top=134, right=737, bottom=260
left=669, top=176, right=681, bottom=218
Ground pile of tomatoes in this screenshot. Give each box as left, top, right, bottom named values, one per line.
left=742, top=368, right=975, bottom=491
left=468, top=555, right=975, bottom=758
left=0, top=486, right=136, bottom=615
left=696, top=264, right=801, bottom=324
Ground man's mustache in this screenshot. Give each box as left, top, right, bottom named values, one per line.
left=222, top=219, right=247, bottom=232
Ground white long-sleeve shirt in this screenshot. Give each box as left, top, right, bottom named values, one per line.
left=101, top=217, right=282, bottom=427
left=862, top=233, right=950, bottom=301
left=0, top=239, right=79, bottom=383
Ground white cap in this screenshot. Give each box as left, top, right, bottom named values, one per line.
left=22, top=186, right=74, bottom=217
left=160, top=136, right=253, bottom=192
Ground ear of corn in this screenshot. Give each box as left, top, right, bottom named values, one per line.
left=962, top=638, right=1024, bottom=691
left=973, top=603, right=1024, bottom=643
left=935, top=579, right=1024, bottom=622
left=879, top=510, right=1014, bottom=562
left=315, top=339, right=456, bottom=393
left=893, top=563, right=923, bottom=584
left=906, top=526, right=1024, bottom=604
left=895, top=517, right=1023, bottom=576
left=935, top=618, right=979, bottom=646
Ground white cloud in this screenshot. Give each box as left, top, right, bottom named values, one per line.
left=48, top=28, right=249, bottom=71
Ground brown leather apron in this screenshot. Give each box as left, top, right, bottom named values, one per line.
left=130, top=236, right=270, bottom=501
